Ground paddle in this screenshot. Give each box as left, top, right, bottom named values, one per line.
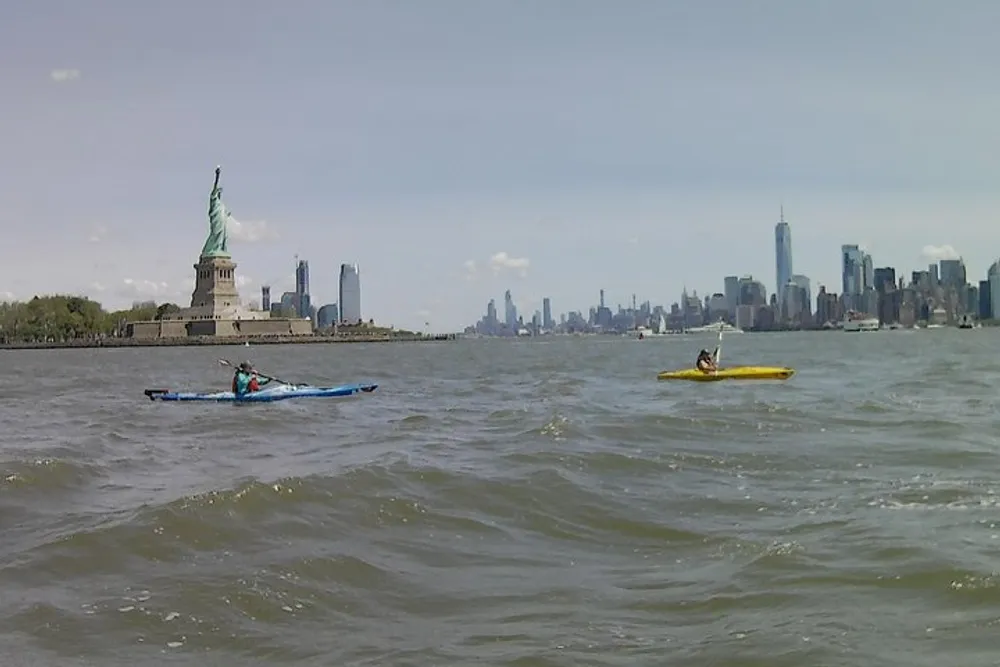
left=712, top=321, right=724, bottom=376
left=714, top=321, right=724, bottom=366
left=217, top=359, right=300, bottom=386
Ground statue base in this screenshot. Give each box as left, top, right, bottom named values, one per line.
left=188, top=255, right=243, bottom=316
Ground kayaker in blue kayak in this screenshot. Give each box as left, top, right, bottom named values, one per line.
left=696, top=348, right=718, bottom=373
left=232, top=360, right=271, bottom=397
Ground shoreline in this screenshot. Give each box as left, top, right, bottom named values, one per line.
left=0, top=333, right=457, bottom=350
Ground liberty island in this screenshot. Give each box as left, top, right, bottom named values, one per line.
left=125, top=166, right=314, bottom=340
left=0, top=166, right=455, bottom=349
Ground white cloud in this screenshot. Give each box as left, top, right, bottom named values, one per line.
left=228, top=217, right=278, bottom=243
left=461, top=253, right=531, bottom=281
left=921, top=244, right=961, bottom=262
left=88, top=225, right=108, bottom=243
left=50, top=69, right=80, bottom=82
left=488, top=251, right=530, bottom=277
left=120, top=278, right=173, bottom=299
left=0, top=290, right=15, bottom=302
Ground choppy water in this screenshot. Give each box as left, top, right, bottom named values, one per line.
left=3, top=331, right=1000, bottom=665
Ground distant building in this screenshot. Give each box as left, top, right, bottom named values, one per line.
left=295, top=259, right=311, bottom=323
left=723, top=276, right=740, bottom=315
left=279, top=291, right=297, bottom=316
left=339, top=263, right=361, bottom=323
left=317, top=303, right=339, bottom=329
left=939, top=258, right=966, bottom=288
left=774, top=209, right=793, bottom=305
left=988, top=260, right=1000, bottom=319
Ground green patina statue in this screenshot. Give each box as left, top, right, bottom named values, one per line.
left=200, top=166, right=231, bottom=258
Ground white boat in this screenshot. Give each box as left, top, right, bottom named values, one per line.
left=842, top=311, right=880, bottom=332
left=684, top=322, right=744, bottom=334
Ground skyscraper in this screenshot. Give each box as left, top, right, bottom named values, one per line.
left=841, top=245, right=863, bottom=297
left=295, top=259, right=310, bottom=320
left=774, top=208, right=793, bottom=304
left=939, top=258, right=966, bottom=288
left=339, top=263, right=361, bottom=323
left=723, top=276, right=740, bottom=314
left=504, top=290, right=517, bottom=329
left=542, top=297, right=552, bottom=330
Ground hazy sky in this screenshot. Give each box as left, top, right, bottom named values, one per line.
left=3, top=0, right=1000, bottom=331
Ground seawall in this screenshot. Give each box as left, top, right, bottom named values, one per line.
left=0, top=333, right=457, bottom=350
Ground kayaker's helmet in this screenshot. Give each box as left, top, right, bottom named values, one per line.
left=698, top=349, right=710, bottom=357
left=239, top=361, right=253, bottom=372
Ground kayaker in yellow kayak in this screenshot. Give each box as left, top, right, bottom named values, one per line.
left=696, top=348, right=718, bottom=373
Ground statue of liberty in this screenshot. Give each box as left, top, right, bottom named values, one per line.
left=200, top=166, right=231, bottom=258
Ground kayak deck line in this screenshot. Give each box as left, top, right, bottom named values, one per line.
left=656, top=366, right=795, bottom=382
left=144, top=383, right=378, bottom=402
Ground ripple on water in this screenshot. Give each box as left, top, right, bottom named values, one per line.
left=4, top=335, right=1000, bottom=664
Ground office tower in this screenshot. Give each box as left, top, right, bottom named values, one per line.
left=295, top=259, right=310, bottom=321
left=790, top=274, right=811, bottom=309
left=774, top=208, right=793, bottom=304
left=504, top=290, right=517, bottom=329
left=989, top=261, right=1000, bottom=319
left=279, top=291, right=297, bottom=315
left=261, top=285, right=271, bottom=312
left=723, top=276, right=740, bottom=314
left=317, top=303, right=339, bottom=329
left=939, top=258, right=966, bottom=288
left=841, top=245, right=863, bottom=298
left=873, top=267, right=896, bottom=294
left=542, top=297, right=552, bottom=330
left=338, top=263, right=361, bottom=323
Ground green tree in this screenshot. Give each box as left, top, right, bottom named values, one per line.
left=0, top=294, right=170, bottom=343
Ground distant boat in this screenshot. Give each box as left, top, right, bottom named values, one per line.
left=632, top=314, right=671, bottom=339
left=958, top=314, right=979, bottom=329
left=842, top=311, right=880, bottom=332
left=684, top=322, right=743, bottom=334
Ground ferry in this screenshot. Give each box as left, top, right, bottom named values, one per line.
left=684, top=322, right=744, bottom=334
left=842, top=311, right=880, bottom=332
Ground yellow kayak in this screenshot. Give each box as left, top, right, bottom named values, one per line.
left=657, top=366, right=795, bottom=382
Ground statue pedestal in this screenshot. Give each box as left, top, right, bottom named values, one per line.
left=189, top=255, right=240, bottom=316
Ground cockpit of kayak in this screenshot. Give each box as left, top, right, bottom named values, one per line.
left=144, top=382, right=378, bottom=402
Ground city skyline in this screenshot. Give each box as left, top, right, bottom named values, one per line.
left=4, top=2, right=1000, bottom=332
left=466, top=207, right=987, bottom=334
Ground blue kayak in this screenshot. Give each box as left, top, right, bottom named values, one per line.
left=144, top=382, right=378, bottom=402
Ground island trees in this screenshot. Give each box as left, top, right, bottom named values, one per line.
left=0, top=295, right=181, bottom=343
